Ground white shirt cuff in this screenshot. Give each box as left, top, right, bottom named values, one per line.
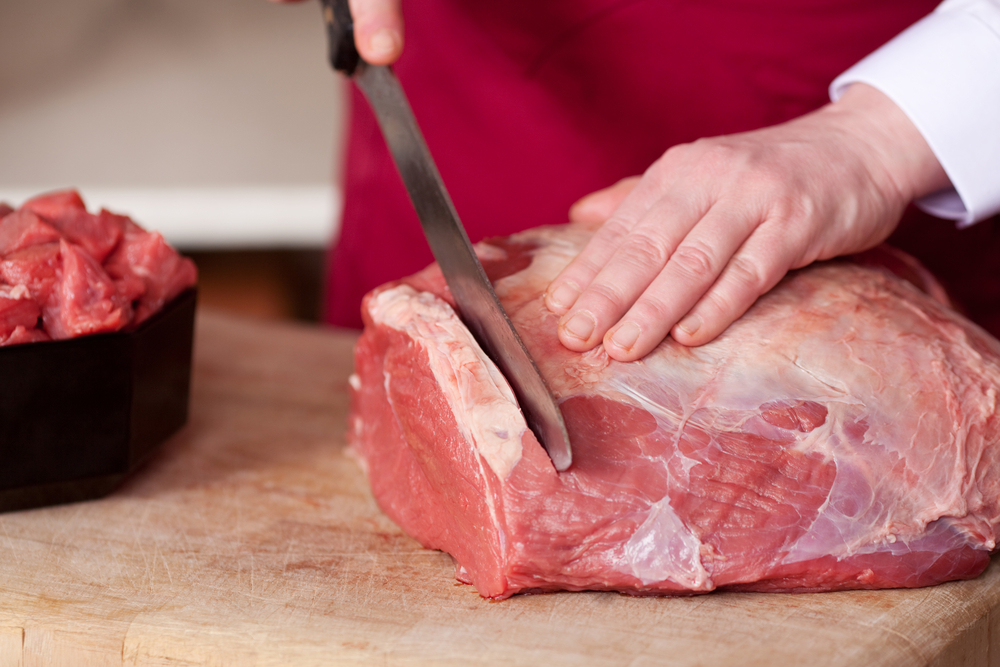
left=830, top=0, right=1000, bottom=227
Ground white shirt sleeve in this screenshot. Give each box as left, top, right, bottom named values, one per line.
left=830, top=0, right=1000, bottom=227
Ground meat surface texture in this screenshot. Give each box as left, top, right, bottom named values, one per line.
left=0, top=190, right=197, bottom=346
left=350, top=224, right=1000, bottom=600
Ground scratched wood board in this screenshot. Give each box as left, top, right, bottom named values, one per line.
left=0, top=310, right=998, bottom=667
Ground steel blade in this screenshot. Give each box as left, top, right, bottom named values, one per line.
left=354, top=63, right=572, bottom=471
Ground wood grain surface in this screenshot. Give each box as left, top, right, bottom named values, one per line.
left=0, top=309, right=998, bottom=667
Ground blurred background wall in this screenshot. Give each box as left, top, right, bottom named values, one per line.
left=0, top=0, right=345, bottom=319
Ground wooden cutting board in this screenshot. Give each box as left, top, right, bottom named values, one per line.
left=0, top=309, right=997, bottom=667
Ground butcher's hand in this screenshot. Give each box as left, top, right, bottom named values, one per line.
left=545, top=83, right=951, bottom=361
left=270, top=0, right=403, bottom=64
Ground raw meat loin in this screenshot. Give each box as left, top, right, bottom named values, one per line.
left=0, top=190, right=197, bottom=346
left=350, top=224, right=1000, bottom=600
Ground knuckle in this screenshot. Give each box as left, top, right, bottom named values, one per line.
left=699, top=287, right=743, bottom=325
left=763, top=184, right=813, bottom=219
left=631, top=292, right=675, bottom=327
left=669, top=240, right=718, bottom=281
left=583, top=280, right=629, bottom=312
left=764, top=194, right=794, bottom=222
left=564, top=221, right=632, bottom=278
left=791, top=193, right=820, bottom=221
left=727, top=255, right=771, bottom=294
left=642, top=160, right=674, bottom=189
left=661, top=142, right=694, bottom=163
left=617, top=232, right=672, bottom=270
left=599, top=215, right=633, bottom=240
left=697, top=140, right=743, bottom=169
left=599, top=210, right=629, bottom=229
left=572, top=253, right=607, bottom=279
left=652, top=142, right=703, bottom=179
left=586, top=216, right=634, bottom=252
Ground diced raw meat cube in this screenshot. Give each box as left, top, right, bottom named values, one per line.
left=42, top=239, right=131, bottom=340
left=103, top=220, right=197, bottom=325
left=20, top=189, right=87, bottom=219
left=0, top=189, right=196, bottom=346
left=24, top=192, right=122, bottom=263
left=1, top=325, right=50, bottom=345
left=0, top=209, right=61, bottom=256
left=0, top=243, right=61, bottom=304
left=0, top=285, right=41, bottom=339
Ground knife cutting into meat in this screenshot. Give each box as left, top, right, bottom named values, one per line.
left=319, top=0, right=573, bottom=471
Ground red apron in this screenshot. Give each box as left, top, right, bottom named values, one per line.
left=328, top=0, right=998, bottom=338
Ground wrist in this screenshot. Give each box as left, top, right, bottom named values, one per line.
left=825, top=83, right=950, bottom=205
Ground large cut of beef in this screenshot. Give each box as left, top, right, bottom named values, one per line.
left=349, top=224, right=1000, bottom=600
left=0, top=190, right=197, bottom=346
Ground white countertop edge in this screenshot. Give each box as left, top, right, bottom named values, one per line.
left=0, top=185, right=342, bottom=250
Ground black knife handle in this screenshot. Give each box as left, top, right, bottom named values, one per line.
left=320, top=0, right=361, bottom=75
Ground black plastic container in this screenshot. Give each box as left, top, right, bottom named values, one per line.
left=0, top=288, right=197, bottom=512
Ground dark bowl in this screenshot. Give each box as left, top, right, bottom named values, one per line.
left=0, top=288, right=197, bottom=512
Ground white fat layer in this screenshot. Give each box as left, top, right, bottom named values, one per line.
left=369, top=285, right=526, bottom=480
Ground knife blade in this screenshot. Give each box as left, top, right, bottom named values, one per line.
left=319, top=0, right=572, bottom=471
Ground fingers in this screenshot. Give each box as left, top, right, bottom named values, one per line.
left=548, top=191, right=722, bottom=354
left=543, top=93, right=925, bottom=360
left=545, top=177, right=700, bottom=319
left=568, top=177, right=641, bottom=229
left=587, top=203, right=765, bottom=360
left=669, top=234, right=791, bottom=347
left=547, top=170, right=695, bottom=315
left=349, top=0, right=404, bottom=65
left=602, top=210, right=752, bottom=359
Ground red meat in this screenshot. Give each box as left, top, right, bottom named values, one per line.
left=23, top=191, right=121, bottom=263
left=102, top=211, right=198, bottom=326
left=1, top=327, right=50, bottom=345
left=43, top=239, right=131, bottom=340
left=0, top=209, right=61, bottom=256
left=0, top=189, right=196, bottom=346
left=0, top=284, right=42, bottom=343
left=350, top=225, right=1000, bottom=599
left=20, top=189, right=87, bottom=219
left=1, top=243, right=61, bottom=304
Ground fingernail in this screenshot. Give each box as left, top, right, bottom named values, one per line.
left=609, top=321, right=640, bottom=351
left=369, top=28, right=399, bottom=59
left=547, top=283, right=580, bottom=311
left=562, top=312, right=596, bottom=341
left=677, top=313, right=702, bottom=336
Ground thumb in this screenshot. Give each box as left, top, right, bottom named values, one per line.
left=349, top=0, right=404, bottom=65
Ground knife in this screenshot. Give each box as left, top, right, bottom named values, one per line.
left=319, top=0, right=572, bottom=471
